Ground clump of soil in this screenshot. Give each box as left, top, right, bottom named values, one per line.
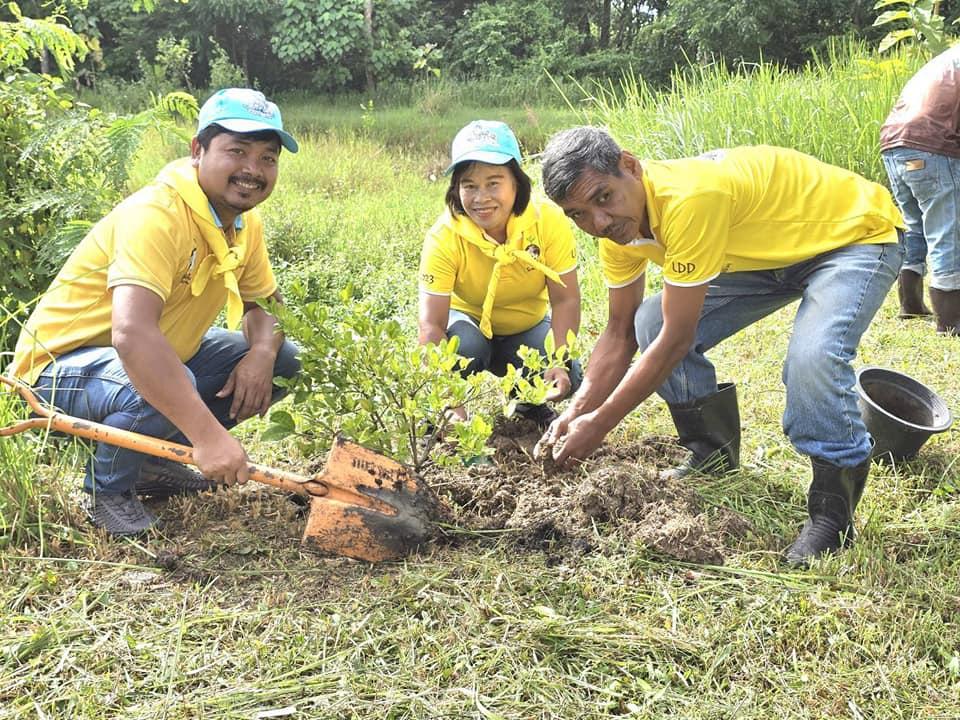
left=426, top=416, right=752, bottom=564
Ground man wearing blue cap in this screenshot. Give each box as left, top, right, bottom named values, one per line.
left=9, top=88, right=301, bottom=535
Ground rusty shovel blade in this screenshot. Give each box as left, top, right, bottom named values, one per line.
left=303, top=438, right=441, bottom=562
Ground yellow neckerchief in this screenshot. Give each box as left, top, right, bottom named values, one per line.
left=445, top=203, right=566, bottom=338
left=156, top=158, right=246, bottom=330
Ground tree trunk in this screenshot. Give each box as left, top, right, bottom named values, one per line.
left=364, top=0, right=375, bottom=93
left=599, top=0, right=611, bottom=49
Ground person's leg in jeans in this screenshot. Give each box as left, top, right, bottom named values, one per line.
left=882, top=148, right=930, bottom=277
left=780, top=242, right=901, bottom=465
left=778, top=242, right=901, bottom=564
left=33, top=346, right=183, bottom=497
left=445, top=309, right=493, bottom=378
left=33, top=346, right=190, bottom=534
left=634, top=270, right=803, bottom=478
left=180, top=327, right=301, bottom=431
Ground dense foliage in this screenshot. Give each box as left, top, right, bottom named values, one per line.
left=0, top=3, right=194, bottom=354
left=34, top=0, right=950, bottom=95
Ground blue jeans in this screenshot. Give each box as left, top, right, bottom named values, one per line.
left=882, top=147, right=960, bottom=290
left=634, top=242, right=902, bottom=466
left=33, top=328, right=300, bottom=495
left=446, top=309, right=583, bottom=391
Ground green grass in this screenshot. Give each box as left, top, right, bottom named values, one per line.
left=587, top=41, right=925, bottom=183
left=4, top=45, right=960, bottom=718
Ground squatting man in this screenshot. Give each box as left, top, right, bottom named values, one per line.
left=533, top=127, right=904, bottom=566
left=8, top=88, right=301, bottom=536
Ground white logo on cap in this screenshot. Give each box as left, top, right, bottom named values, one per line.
left=244, top=94, right=275, bottom=119
left=468, top=125, right=498, bottom=146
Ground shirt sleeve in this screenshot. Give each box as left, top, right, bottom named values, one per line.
left=238, top=213, right=278, bottom=300
left=660, top=191, right=731, bottom=286
left=418, top=222, right=459, bottom=296
left=598, top=239, right=649, bottom=288
left=538, top=200, right=578, bottom=275
left=106, top=203, right=185, bottom=300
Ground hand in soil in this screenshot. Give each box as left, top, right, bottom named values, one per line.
left=549, top=412, right=607, bottom=466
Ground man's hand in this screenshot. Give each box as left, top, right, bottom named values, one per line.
left=534, top=406, right=577, bottom=460
left=192, top=428, right=251, bottom=485
left=548, top=411, right=608, bottom=466
left=544, top=366, right=572, bottom=402
left=216, top=347, right=276, bottom=421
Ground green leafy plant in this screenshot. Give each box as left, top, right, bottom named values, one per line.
left=874, top=0, right=955, bottom=56
left=500, top=329, right=582, bottom=415
left=264, top=286, right=495, bottom=473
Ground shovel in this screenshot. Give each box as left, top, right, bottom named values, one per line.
left=0, top=375, right=439, bottom=562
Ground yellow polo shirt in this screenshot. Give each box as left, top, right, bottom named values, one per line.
left=10, top=158, right=277, bottom=384
left=599, top=145, right=904, bottom=288
left=419, top=197, right=577, bottom=336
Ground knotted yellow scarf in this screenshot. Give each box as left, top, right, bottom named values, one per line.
left=451, top=208, right=566, bottom=338
left=156, top=158, right=247, bottom=330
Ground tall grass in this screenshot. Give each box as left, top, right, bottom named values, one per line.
left=0, top=393, right=82, bottom=551
left=585, top=41, right=923, bottom=181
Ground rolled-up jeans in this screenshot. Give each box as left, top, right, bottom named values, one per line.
left=633, top=242, right=902, bottom=466
left=446, top=309, right=583, bottom=392
left=33, top=328, right=300, bottom=495
left=882, top=147, right=960, bottom=290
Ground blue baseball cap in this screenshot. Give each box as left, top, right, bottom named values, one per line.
left=197, top=88, right=299, bottom=153
left=445, top=120, right=521, bottom=174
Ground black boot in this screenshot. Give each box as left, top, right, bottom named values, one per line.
left=784, top=456, right=869, bottom=567
left=929, top=287, right=960, bottom=335
left=897, top=269, right=932, bottom=319
left=661, top=383, right=740, bottom=481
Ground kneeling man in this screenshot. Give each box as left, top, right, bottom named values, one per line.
left=8, top=89, right=301, bottom=536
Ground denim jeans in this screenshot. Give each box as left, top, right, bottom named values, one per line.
left=446, top=309, right=583, bottom=391
left=33, top=328, right=300, bottom=495
left=634, top=242, right=902, bottom=466
left=882, top=147, right=960, bottom=290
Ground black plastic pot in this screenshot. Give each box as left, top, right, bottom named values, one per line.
left=856, top=366, right=953, bottom=463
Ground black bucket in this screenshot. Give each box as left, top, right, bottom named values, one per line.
left=856, top=366, right=953, bottom=463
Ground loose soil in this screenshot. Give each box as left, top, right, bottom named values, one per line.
left=424, top=417, right=753, bottom=565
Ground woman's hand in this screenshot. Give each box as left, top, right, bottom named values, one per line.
left=543, top=366, right=572, bottom=401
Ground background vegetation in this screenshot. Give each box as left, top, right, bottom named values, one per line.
left=3, top=1, right=960, bottom=718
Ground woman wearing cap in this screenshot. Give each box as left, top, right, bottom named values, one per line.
left=417, top=120, right=582, bottom=428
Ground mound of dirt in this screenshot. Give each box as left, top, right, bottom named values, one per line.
left=426, top=417, right=752, bottom=564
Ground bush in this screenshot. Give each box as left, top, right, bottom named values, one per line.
left=266, top=289, right=494, bottom=472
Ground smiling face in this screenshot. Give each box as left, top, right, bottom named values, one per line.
left=458, top=161, right=518, bottom=242
left=557, top=152, right=649, bottom=244
left=191, top=130, right=280, bottom=227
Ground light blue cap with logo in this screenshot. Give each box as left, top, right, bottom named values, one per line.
left=197, top=88, right=299, bottom=153
left=445, top=120, right=521, bottom=174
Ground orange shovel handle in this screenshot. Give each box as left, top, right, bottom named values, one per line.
left=0, top=375, right=338, bottom=501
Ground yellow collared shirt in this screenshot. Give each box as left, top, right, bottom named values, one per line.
left=418, top=197, right=577, bottom=336
left=599, top=145, right=904, bottom=288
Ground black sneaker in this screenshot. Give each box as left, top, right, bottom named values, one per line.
left=136, top=459, right=218, bottom=498
left=514, top=403, right=558, bottom=430
left=85, top=491, right=158, bottom=536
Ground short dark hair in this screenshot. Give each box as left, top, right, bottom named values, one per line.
left=541, top=126, right=623, bottom=203
left=196, top=123, right=283, bottom=152
left=445, top=159, right=532, bottom=217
